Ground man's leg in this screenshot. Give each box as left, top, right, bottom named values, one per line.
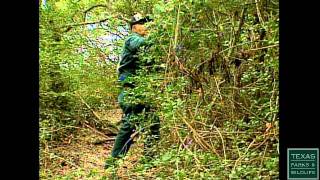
left=111, top=114, right=135, bottom=157
left=105, top=114, right=135, bottom=169
left=110, top=87, right=147, bottom=157
left=105, top=89, right=135, bottom=169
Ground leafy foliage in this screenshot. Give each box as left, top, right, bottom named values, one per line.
left=40, top=0, right=279, bottom=178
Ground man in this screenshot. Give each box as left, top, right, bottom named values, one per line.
left=105, top=13, right=160, bottom=169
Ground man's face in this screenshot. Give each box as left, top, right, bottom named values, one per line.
left=132, top=24, right=148, bottom=36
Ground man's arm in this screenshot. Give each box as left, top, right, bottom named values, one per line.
left=127, top=35, right=146, bottom=52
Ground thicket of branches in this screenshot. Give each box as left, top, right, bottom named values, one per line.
left=40, top=0, right=279, bottom=178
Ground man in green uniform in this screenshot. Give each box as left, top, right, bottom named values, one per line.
left=105, top=13, right=160, bottom=169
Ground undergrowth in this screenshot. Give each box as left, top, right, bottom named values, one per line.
left=40, top=0, right=279, bottom=179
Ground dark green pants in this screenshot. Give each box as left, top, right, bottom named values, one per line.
left=111, top=87, right=160, bottom=158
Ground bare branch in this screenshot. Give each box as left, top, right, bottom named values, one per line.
left=83, top=4, right=108, bottom=21
left=84, top=4, right=107, bottom=14
left=61, top=18, right=109, bottom=28
left=248, top=44, right=279, bottom=51
left=94, top=27, right=125, bottom=39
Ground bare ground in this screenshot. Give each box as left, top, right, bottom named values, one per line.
left=40, top=109, right=160, bottom=180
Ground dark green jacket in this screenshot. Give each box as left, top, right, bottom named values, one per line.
left=117, top=33, right=150, bottom=83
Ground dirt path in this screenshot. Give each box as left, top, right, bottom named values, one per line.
left=40, top=109, right=158, bottom=180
